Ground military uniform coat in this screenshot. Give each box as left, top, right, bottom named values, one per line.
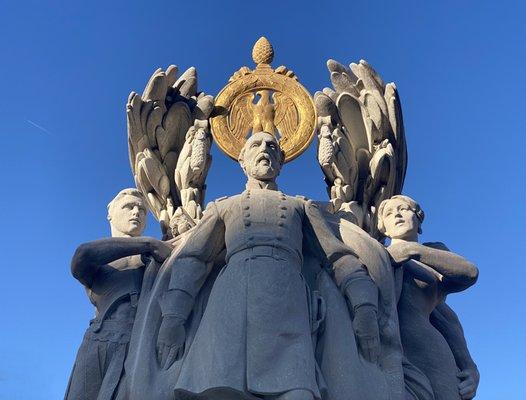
left=167, top=189, right=362, bottom=399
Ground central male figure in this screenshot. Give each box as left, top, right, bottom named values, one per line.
left=157, top=132, right=379, bottom=400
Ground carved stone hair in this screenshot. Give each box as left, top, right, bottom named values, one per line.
left=377, top=195, right=425, bottom=235
left=107, top=188, right=145, bottom=215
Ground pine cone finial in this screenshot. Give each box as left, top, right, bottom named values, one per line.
left=252, top=37, right=274, bottom=65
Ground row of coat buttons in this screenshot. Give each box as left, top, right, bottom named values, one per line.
left=241, top=191, right=288, bottom=230
left=246, top=235, right=283, bottom=241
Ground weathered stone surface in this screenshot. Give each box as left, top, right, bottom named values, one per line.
left=65, top=189, right=172, bottom=400
left=66, top=44, right=480, bottom=400
left=378, top=195, right=479, bottom=400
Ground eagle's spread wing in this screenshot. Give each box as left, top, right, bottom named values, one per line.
left=229, top=93, right=254, bottom=139
left=127, top=65, right=214, bottom=238
left=273, top=92, right=298, bottom=141
left=315, top=59, right=407, bottom=239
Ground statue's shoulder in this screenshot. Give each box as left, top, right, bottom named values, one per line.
left=295, top=195, right=309, bottom=201
left=294, top=195, right=320, bottom=209
left=210, top=194, right=243, bottom=210
left=214, top=195, right=230, bottom=203
left=203, top=196, right=228, bottom=212
left=271, top=193, right=304, bottom=207
left=211, top=195, right=230, bottom=209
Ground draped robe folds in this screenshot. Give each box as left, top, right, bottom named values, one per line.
left=122, top=195, right=421, bottom=400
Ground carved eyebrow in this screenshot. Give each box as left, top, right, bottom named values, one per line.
left=122, top=200, right=145, bottom=209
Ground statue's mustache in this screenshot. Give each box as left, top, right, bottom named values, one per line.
left=255, top=152, right=273, bottom=165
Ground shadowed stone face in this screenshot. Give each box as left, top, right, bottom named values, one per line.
left=108, top=194, right=147, bottom=237
left=239, top=132, right=284, bottom=181
left=379, top=197, right=420, bottom=240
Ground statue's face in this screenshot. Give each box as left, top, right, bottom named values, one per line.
left=380, top=198, right=419, bottom=240
left=109, top=194, right=147, bottom=237
left=240, top=132, right=283, bottom=180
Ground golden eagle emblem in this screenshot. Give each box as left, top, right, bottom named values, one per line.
left=229, top=90, right=298, bottom=140
left=211, top=37, right=316, bottom=163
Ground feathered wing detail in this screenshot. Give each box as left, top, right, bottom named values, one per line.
left=127, top=65, right=214, bottom=239
left=229, top=93, right=254, bottom=139
left=273, top=92, right=298, bottom=142
left=315, top=59, right=407, bottom=239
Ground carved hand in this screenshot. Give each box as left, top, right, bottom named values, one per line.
left=386, top=241, right=418, bottom=266
left=148, top=239, right=174, bottom=264
left=156, top=315, right=186, bottom=370
left=353, top=306, right=380, bottom=363
left=458, top=367, right=479, bottom=400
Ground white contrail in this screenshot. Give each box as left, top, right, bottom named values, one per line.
left=27, top=119, right=53, bottom=136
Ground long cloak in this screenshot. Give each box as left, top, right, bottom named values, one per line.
left=121, top=200, right=431, bottom=400
left=310, top=209, right=433, bottom=400
left=118, top=234, right=221, bottom=400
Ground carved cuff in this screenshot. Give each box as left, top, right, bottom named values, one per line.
left=342, top=270, right=379, bottom=313
left=332, top=254, right=364, bottom=287
left=159, top=289, right=194, bottom=320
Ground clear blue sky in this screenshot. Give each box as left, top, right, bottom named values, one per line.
left=0, top=1, right=524, bottom=398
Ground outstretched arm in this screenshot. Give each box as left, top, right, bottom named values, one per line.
left=431, top=302, right=479, bottom=399
left=71, top=237, right=172, bottom=287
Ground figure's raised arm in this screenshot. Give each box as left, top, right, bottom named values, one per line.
left=411, top=242, right=478, bottom=293
left=71, top=237, right=172, bottom=288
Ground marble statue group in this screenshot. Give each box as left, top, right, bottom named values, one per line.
left=65, top=38, right=480, bottom=400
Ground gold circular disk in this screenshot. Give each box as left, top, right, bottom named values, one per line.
left=210, top=37, right=316, bottom=163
